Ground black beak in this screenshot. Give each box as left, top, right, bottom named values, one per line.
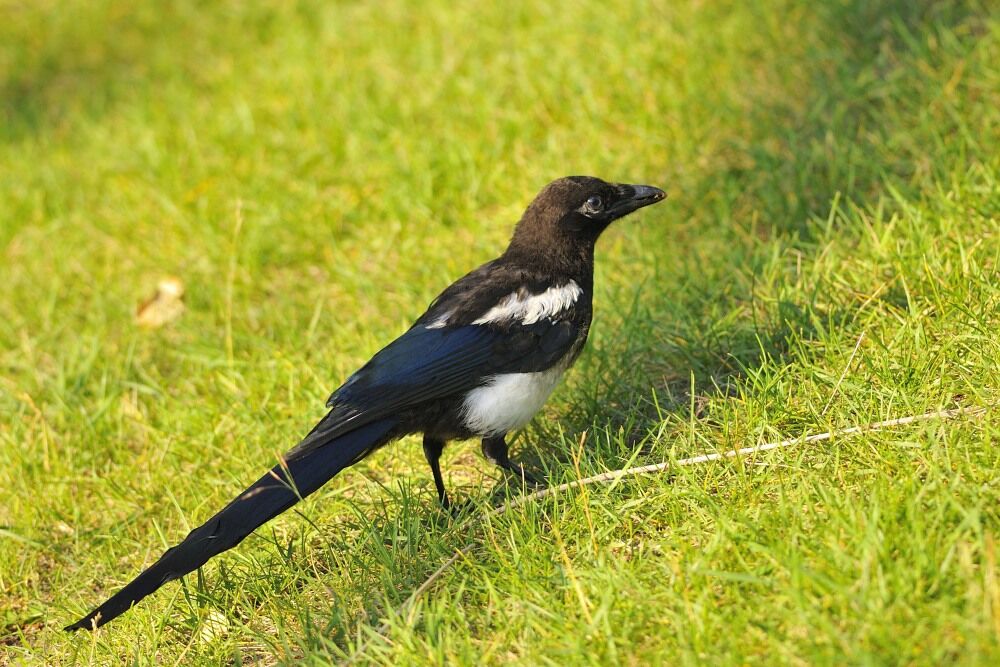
left=611, top=183, right=667, bottom=218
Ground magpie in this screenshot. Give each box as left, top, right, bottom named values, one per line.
left=66, top=175, right=666, bottom=631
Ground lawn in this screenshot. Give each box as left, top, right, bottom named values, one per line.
left=1, top=0, right=998, bottom=664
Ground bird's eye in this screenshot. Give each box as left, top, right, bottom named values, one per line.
left=585, top=195, right=603, bottom=212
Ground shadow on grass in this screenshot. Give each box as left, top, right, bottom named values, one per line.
left=281, top=2, right=992, bottom=652
left=32, top=0, right=980, bottom=653
left=0, top=2, right=295, bottom=142
left=2, top=3, right=150, bottom=141
left=674, top=0, right=986, bottom=239
left=517, top=0, right=985, bottom=479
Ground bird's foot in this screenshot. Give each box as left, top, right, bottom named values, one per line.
left=439, top=494, right=476, bottom=518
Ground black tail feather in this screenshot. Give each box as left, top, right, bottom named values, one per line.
left=65, top=417, right=396, bottom=631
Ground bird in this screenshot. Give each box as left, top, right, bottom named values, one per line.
left=65, top=175, right=666, bottom=631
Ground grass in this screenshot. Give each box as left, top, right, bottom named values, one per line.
left=1, top=0, right=998, bottom=663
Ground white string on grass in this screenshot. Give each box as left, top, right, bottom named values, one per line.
left=345, top=404, right=988, bottom=662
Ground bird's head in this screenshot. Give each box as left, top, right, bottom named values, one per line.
left=507, top=176, right=666, bottom=265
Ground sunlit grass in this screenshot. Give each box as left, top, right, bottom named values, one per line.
left=1, top=0, right=998, bottom=663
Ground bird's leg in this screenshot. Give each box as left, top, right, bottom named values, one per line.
left=481, top=435, right=541, bottom=486
left=422, top=436, right=450, bottom=509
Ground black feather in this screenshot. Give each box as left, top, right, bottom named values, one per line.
left=65, top=418, right=396, bottom=631
left=64, top=175, right=665, bottom=631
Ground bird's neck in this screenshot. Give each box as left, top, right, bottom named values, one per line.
left=502, top=241, right=596, bottom=288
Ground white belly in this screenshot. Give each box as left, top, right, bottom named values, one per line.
left=461, top=363, right=569, bottom=436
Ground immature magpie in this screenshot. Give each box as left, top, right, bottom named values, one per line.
left=66, top=176, right=666, bottom=631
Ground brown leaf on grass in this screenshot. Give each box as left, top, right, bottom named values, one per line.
left=135, top=276, right=185, bottom=329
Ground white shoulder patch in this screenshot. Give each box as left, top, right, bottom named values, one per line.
left=473, top=280, right=582, bottom=326
left=424, top=312, right=452, bottom=330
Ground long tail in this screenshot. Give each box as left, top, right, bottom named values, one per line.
left=65, top=417, right=397, bottom=631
